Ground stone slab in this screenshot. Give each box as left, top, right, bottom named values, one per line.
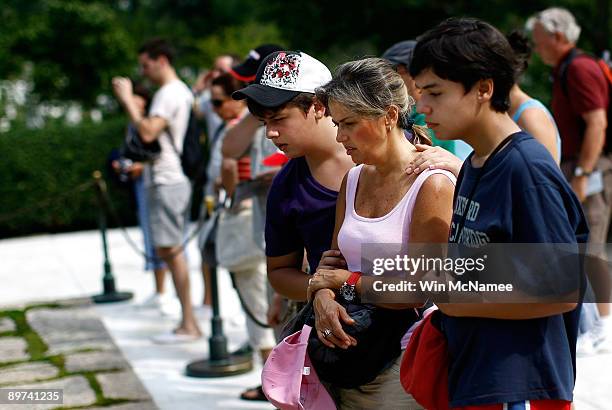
left=26, top=307, right=115, bottom=355
left=0, top=337, right=29, bottom=363
left=0, top=317, right=16, bottom=333
left=64, top=350, right=127, bottom=373
left=0, top=362, right=58, bottom=385
left=5, top=375, right=96, bottom=409
left=96, top=371, right=151, bottom=401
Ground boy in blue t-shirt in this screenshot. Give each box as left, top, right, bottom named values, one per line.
left=410, top=18, right=589, bottom=409
left=232, top=51, right=354, bottom=304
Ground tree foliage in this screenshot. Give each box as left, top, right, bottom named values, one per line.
left=0, top=0, right=609, bottom=107
left=1, top=0, right=134, bottom=105
left=0, top=0, right=610, bottom=237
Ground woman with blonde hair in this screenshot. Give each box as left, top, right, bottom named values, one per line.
left=306, top=57, right=456, bottom=409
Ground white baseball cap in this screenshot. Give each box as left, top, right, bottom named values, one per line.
left=232, top=51, right=332, bottom=107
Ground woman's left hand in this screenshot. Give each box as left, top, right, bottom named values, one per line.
left=307, top=268, right=351, bottom=301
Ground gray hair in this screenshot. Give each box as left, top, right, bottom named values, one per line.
left=315, top=57, right=431, bottom=145
left=526, top=7, right=581, bottom=44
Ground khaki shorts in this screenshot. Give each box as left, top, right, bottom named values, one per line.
left=325, top=352, right=423, bottom=410
left=561, top=154, right=612, bottom=256
left=146, top=181, right=191, bottom=248
left=562, top=155, right=612, bottom=303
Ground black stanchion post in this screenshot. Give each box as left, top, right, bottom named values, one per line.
left=186, top=200, right=252, bottom=377
left=92, top=171, right=133, bottom=304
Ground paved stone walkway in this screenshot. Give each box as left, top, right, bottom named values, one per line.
left=0, top=299, right=156, bottom=410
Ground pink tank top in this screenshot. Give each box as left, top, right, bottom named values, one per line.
left=338, top=165, right=456, bottom=273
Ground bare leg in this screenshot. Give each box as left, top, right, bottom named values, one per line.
left=157, top=246, right=201, bottom=336
left=598, top=302, right=610, bottom=317
left=154, top=267, right=167, bottom=294
left=201, top=262, right=213, bottom=306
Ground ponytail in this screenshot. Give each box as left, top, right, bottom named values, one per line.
left=399, top=112, right=432, bottom=146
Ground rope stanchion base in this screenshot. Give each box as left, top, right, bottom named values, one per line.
left=185, top=353, right=253, bottom=378
left=186, top=264, right=253, bottom=378
left=92, top=291, right=133, bottom=304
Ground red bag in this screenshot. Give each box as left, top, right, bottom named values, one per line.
left=400, top=309, right=450, bottom=410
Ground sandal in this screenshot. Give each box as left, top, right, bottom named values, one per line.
left=240, top=385, right=268, bottom=401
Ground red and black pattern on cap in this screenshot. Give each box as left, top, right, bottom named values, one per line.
left=260, top=52, right=300, bottom=88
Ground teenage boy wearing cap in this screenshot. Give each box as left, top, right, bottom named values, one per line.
left=233, top=51, right=354, bottom=304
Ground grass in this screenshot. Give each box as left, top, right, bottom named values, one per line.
left=8, top=310, right=49, bottom=360
left=0, top=304, right=144, bottom=408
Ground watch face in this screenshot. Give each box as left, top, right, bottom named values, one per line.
left=340, top=284, right=355, bottom=302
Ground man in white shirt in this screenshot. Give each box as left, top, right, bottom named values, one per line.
left=113, top=38, right=201, bottom=342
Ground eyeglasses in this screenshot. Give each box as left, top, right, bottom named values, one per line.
left=211, top=99, right=226, bottom=108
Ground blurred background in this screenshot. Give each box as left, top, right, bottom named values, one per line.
left=1, top=0, right=609, bottom=239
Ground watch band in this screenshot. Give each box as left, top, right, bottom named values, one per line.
left=346, top=271, right=361, bottom=286
left=339, top=271, right=361, bottom=302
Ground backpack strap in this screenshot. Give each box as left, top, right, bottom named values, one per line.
left=558, top=48, right=580, bottom=97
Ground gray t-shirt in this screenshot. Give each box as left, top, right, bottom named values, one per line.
left=145, top=79, right=193, bottom=186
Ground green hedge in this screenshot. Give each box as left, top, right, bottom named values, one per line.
left=0, top=117, right=137, bottom=239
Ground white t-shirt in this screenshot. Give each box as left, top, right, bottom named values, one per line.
left=145, top=79, right=193, bottom=186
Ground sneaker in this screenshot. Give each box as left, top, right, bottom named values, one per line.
left=591, top=319, right=612, bottom=354
left=138, top=293, right=165, bottom=309
left=577, top=330, right=597, bottom=357
left=158, top=295, right=181, bottom=317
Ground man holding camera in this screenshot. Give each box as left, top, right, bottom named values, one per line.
left=113, top=38, right=201, bottom=342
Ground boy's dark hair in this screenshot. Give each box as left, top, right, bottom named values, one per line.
left=138, top=38, right=175, bottom=65
left=506, top=30, right=532, bottom=80
left=246, top=93, right=316, bottom=119
left=211, top=73, right=245, bottom=96
left=410, top=18, right=517, bottom=112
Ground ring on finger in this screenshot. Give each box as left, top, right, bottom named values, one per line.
left=323, top=328, right=332, bottom=338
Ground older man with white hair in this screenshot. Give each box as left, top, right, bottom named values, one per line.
left=528, top=7, right=611, bottom=355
